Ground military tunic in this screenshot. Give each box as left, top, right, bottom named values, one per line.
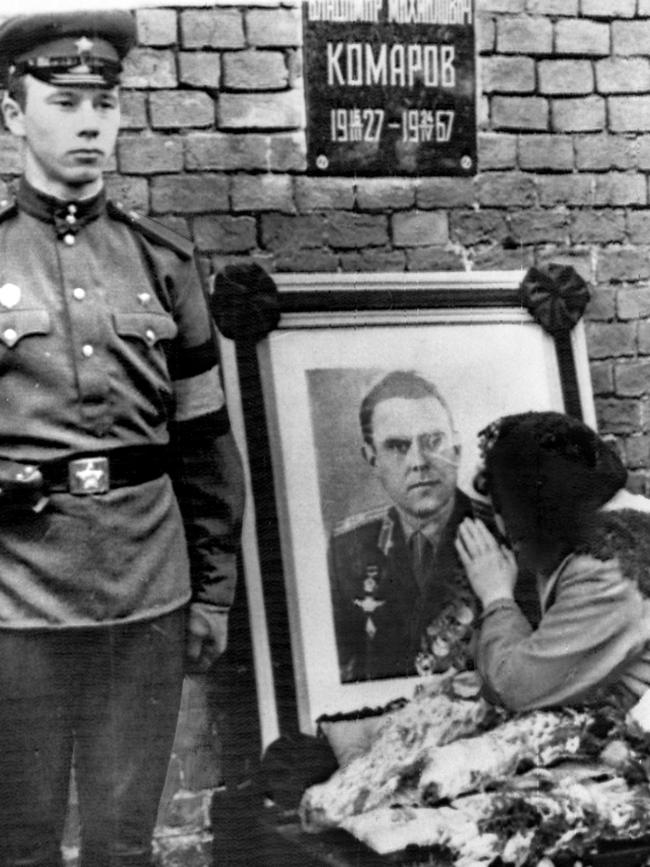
left=0, top=179, right=236, bottom=628
left=329, top=490, right=478, bottom=683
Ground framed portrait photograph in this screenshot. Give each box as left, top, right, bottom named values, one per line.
left=219, top=270, right=596, bottom=742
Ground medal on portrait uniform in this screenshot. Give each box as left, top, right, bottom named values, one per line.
left=0, top=283, right=21, bottom=308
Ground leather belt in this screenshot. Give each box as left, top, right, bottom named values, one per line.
left=41, top=446, right=169, bottom=495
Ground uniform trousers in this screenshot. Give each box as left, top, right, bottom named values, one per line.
left=0, top=607, right=186, bottom=867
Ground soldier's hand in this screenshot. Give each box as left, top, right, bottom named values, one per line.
left=185, top=603, right=229, bottom=674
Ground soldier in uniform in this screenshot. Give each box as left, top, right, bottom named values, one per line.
left=0, top=11, right=243, bottom=867
left=329, top=371, right=483, bottom=683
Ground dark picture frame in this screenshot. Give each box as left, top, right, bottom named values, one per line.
left=218, top=270, right=596, bottom=742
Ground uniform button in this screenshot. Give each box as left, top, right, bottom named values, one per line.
left=145, top=328, right=156, bottom=345
left=82, top=344, right=94, bottom=358
left=3, top=328, right=17, bottom=346
left=66, top=214, right=76, bottom=225
left=73, top=287, right=86, bottom=300
left=63, top=233, right=75, bottom=246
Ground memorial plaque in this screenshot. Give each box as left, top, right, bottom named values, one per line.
left=303, top=0, right=476, bottom=176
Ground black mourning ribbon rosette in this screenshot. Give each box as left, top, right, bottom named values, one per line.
left=520, top=264, right=590, bottom=337
left=520, top=264, right=591, bottom=420
left=210, top=262, right=280, bottom=343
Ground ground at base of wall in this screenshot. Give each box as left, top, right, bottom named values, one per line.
left=61, top=787, right=214, bottom=867
left=62, top=830, right=213, bottom=867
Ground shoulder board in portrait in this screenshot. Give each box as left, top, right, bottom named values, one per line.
left=107, top=201, right=194, bottom=260
left=333, top=505, right=391, bottom=537
left=0, top=197, right=18, bottom=223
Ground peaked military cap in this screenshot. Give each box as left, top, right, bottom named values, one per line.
left=0, top=10, right=136, bottom=88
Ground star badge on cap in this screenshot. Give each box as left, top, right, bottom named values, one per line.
left=74, top=36, right=94, bottom=57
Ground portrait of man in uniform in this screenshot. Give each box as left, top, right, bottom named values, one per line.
left=325, top=370, right=482, bottom=684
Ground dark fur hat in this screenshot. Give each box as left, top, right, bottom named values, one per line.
left=477, top=411, right=627, bottom=554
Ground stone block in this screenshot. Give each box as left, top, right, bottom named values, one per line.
left=477, top=13, right=495, bottom=52
left=151, top=175, right=229, bottom=214
left=627, top=212, right=650, bottom=244
left=406, top=246, right=465, bottom=270
left=0, top=133, right=22, bottom=175
left=624, top=434, right=650, bottom=469
left=481, top=56, right=535, bottom=92
left=518, top=135, right=574, bottom=170
left=477, top=172, right=537, bottom=206
left=340, top=248, right=406, bottom=272
left=274, top=248, right=339, bottom=271
left=555, top=19, right=610, bottom=55
left=136, top=8, right=177, bottom=46
left=610, top=97, right=650, bottom=133
left=416, top=178, right=475, bottom=208
left=617, top=286, right=650, bottom=320
left=527, top=0, right=578, bottom=12
left=571, top=210, right=626, bottom=244
left=326, top=212, right=389, bottom=249
left=295, top=178, right=354, bottom=211
left=449, top=209, right=509, bottom=245
left=193, top=215, right=257, bottom=253
left=612, top=20, right=650, bottom=56
left=491, top=96, right=548, bottom=130
left=119, top=91, right=148, bottom=130
left=261, top=213, right=327, bottom=250
left=589, top=360, right=614, bottom=395
left=582, top=0, right=635, bottom=15
left=222, top=50, right=288, bottom=90
left=496, top=16, right=553, bottom=54
left=597, top=247, right=650, bottom=281
left=231, top=174, right=295, bottom=213
left=150, top=92, right=215, bottom=129
left=507, top=208, right=569, bottom=244
left=537, top=174, right=594, bottom=206
left=121, top=49, right=177, bottom=89
left=181, top=9, right=245, bottom=49
left=575, top=134, right=635, bottom=171
left=593, top=173, right=646, bottom=206
left=538, top=60, right=594, bottom=95
left=615, top=359, right=650, bottom=397
left=392, top=211, right=448, bottom=247
left=478, top=133, right=517, bottom=169
left=584, top=283, right=616, bottom=322
left=551, top=96, right=605, bottom=132
left=586, top=322, right=636, bottom=358
left=186, top=133, right=267, bottom=171
left=269, top=132, right=307, bottom=171
left=247, top=8, right=302, bottom=47
left=218, top=91, right=305, bottom=129
left=117, top=135, right=184, bottom=174
left=104, top=175, right=149, bottom=212
left=179, top=53, right=221, bottom=89
left=596, top=59, right=650, bottom=94
left=480, top=0, right=525, bottom=10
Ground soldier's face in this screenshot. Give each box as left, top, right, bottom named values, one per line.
left=365, top=396, right=459, bottom=522
left=3, top=76, right=120, bottom=199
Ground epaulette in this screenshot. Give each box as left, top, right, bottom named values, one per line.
left=107, top=200, right=194, bottom=260
left=333, top=504, right=390, bottom=536
left=0, top=197, right=18, bottom=223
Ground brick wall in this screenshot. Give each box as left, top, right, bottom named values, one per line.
left=39, top=0, right=643, bottom=491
